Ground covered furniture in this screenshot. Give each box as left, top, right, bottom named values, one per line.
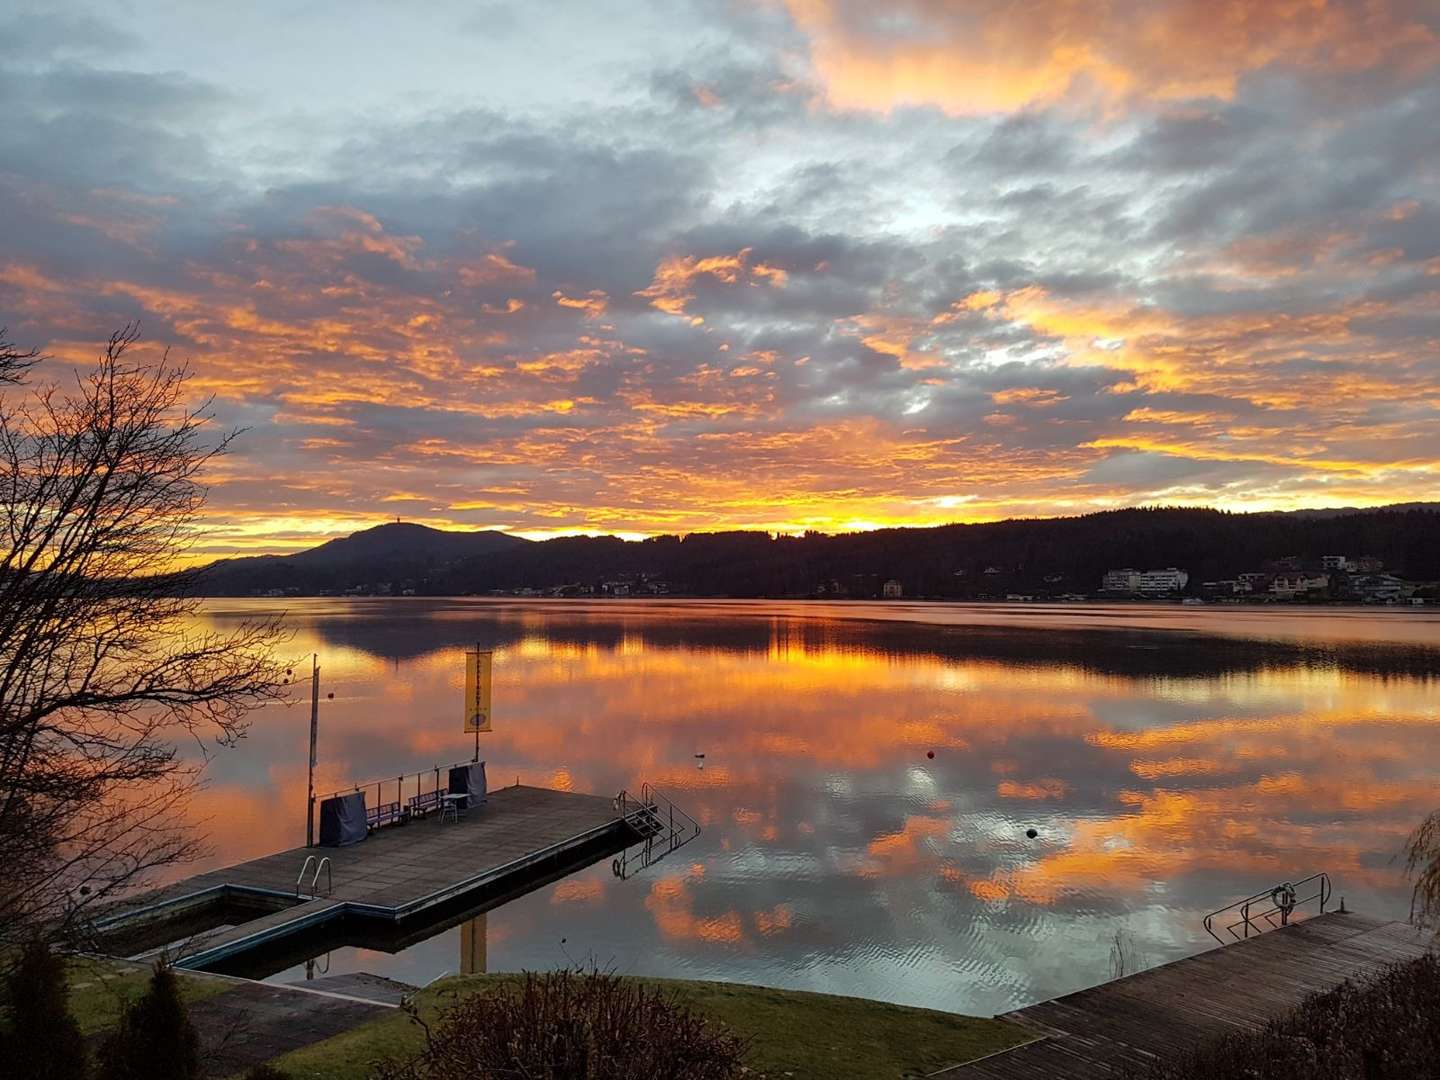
left=448, top=761, right=487, bottom=810
left=318, top=790, right=367, bottom=846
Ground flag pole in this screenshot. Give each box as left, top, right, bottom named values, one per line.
left=306, top=653, right=320, bottom=847
left=473, top=641, right=481, bottom=763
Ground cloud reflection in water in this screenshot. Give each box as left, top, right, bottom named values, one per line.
left=181, top=600, right=1440, bottom=1013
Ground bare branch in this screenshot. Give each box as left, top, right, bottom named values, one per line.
left=0, top=327, right=41, bottom=384
left=0, top=327, right=290, bottom=947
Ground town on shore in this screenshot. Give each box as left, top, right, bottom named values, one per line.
left=201, top=506, right=1440, bottom=607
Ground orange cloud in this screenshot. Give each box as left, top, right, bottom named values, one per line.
left=784, top=0, right=1440, bottom=115
left=636, top=248, right=787, bottom=316
left=553, top=289, right=609, bottom=318
left=459, top=252, right=536, bottom=286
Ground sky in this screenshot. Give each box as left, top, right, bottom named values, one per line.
left=2, top=0, right=1438, bottom=557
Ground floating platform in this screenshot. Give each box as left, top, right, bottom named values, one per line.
left=94, top=784, right=642, bottom=972
left=940, top=912, right=1432, bottom=1078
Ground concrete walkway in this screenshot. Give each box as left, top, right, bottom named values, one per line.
left=187, top=978, right=391, bottom=1076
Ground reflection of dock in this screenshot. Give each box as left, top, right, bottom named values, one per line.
left=940, top=912, right=1431, bottom=1077
left=460, top=912, right=487, bottom=974
left=96, top=785, right=639, bottom=971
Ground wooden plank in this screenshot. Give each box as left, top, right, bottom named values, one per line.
left=938, top=913, right=1432, bottom=1079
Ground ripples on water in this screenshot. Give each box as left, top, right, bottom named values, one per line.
left=179, top=599, right=1440, bottom=1014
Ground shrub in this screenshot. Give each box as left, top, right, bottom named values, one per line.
left=376, top=969, right=748, bottom=1080
left=1127, top=953, right=1440, bottom=1079
left=97, top=961, right=201, bottom=1080
left=0, top=939, right=89, bottom=1080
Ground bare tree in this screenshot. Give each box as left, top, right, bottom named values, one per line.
left=0, top=327, right=40, bottom=384
left=0, top=326, right=289, bottom=948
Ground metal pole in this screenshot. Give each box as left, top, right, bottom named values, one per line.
left=473, top=641, right=481, bottom=763
left=306, top=654, right=319, bottom=847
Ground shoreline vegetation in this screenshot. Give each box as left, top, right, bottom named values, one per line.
left=55, top=957, right=1028, bottom=1079
left=43, top=947, right=1440, bottom=1078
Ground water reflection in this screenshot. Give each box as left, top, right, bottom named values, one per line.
left=181, top=600, right=1440, bottom=1014
left=460, top=914, right=487, bottom=976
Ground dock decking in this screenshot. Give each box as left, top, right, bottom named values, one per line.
left=96, top=784, right=637, bottom=969
left=940, top=912, right=1433, bottom=1078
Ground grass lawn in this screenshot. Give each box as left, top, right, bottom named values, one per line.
left=273, top=973, right=1030, bottom=1080
left=64, top=955, right=235, bottom=1037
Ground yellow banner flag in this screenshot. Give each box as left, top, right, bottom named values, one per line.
left=464, top=650, right=492, bottom=732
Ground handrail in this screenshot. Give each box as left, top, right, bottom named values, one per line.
left=310, top=759, right=494, bottom=841
left=315, top=759, right=479, bottom=806
left=1204, top=872, right=1331, bottom=943
left=296, top=855, right=317, bottom=898
left=612, top=783, right=702, bottom=879
left=313, top=856, right=332, bottom=898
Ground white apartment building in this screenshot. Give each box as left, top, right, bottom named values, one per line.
left=1135, top=568, right=1189, bottom=593
left=1103, top=567, right=1189, bottom=593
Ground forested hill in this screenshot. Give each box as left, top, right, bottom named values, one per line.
left=194, top=506, right=1440, bottom=598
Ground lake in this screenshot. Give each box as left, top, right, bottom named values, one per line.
left=181, top=599, right=1440, bottom=1015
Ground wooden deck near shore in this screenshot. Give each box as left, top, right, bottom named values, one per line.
left=939, top=912, right=1432, bottom=1078
left=96, top=784, right=636, bottom=969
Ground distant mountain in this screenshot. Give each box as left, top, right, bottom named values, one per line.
left=193, top=504, right=1440, bottom=598
left=196, top=523, right=530, bottom=594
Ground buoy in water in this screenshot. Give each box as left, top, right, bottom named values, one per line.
left=1026, top=828, right=1038, bottom=839
left=927, top=750, right=935, bottom=759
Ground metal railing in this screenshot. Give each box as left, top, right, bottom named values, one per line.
left=611, top=783, right=702, bottom=879
left=296, top=855, right=332, bottom=899
left=311, top=760, right=484, bottom=838
left=1204, top=873, right=1331, bottom=943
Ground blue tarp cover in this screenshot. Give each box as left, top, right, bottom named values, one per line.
left=318, top=790, right=367, bottom=846
left=448, top=761, right=487, bottom=809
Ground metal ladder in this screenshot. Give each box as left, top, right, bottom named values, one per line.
left=296, top=854, right=333, bottom=899
left=1204, top=872, right=1331, bottom=943
left=612, top=784, right=701, bottom=879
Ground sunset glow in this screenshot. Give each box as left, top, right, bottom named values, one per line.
left=2, top=1, right=1438, bottom=556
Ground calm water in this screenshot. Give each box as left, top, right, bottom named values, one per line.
left=180, top=599, right=1440, bottom=1015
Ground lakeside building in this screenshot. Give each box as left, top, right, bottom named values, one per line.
left=1269, top=572, right=1330, bottom=598
left=1350, top=573, right=1412, bottom=602
left=1201, top=578, right=1245, bottom=595
left=1136, top=568, right=1190, bottom=593
left=882, top=579, right=903, bottom=599
left=1102, top=568, right=1141, bottom=592
left=1103, top=567, right=1190, bottom=594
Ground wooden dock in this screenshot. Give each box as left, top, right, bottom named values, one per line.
left=938, top=912, right=1432, bottom=1077
left=94, top=784, right=638, bottom=970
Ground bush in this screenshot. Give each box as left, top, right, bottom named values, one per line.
left=1127, top=953, right=1440, bottom=1079
left=0, top=939, right=89, bottom=1080
left=376, top=969, right=749, bottom=1080
left=97, top=961, right=201, bottom=1080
